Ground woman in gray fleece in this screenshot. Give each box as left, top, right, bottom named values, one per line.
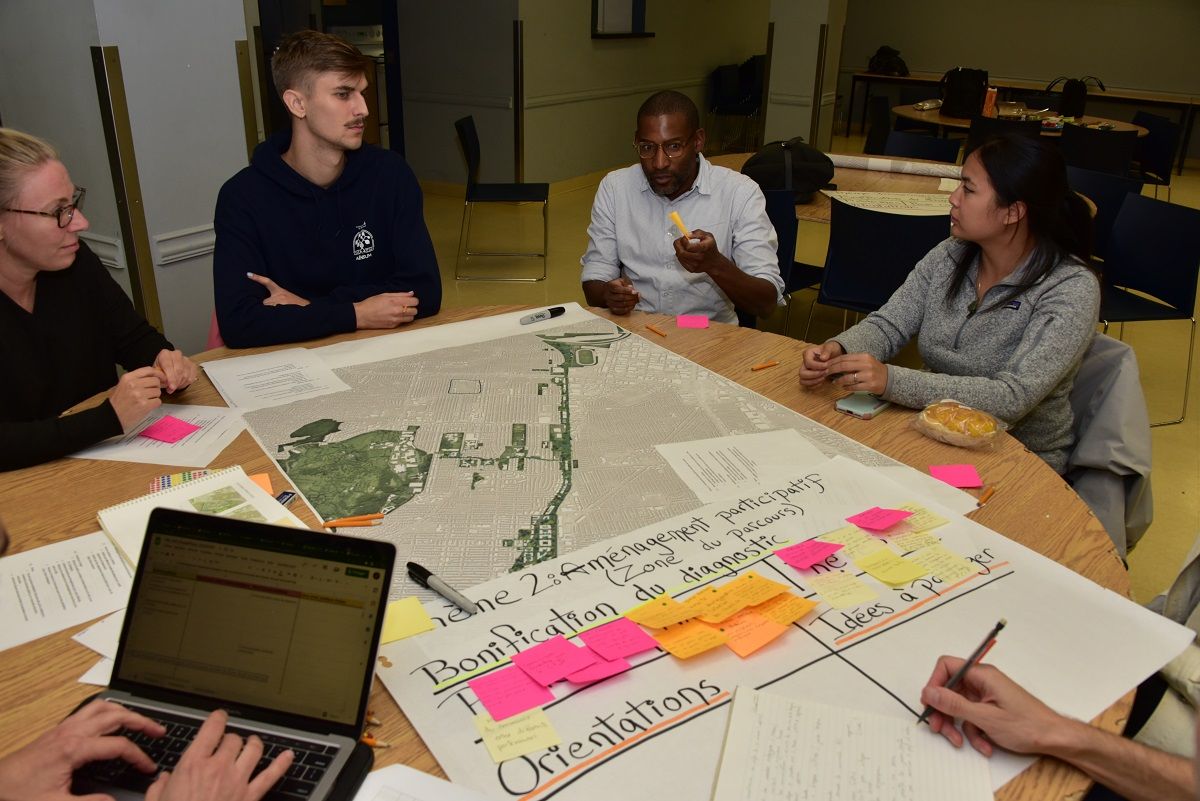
left=798, top=134, right=1098, bottom=473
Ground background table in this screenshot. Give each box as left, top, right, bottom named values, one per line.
left=891, top=104, right=1149, bottom=137
left=0, top=307, right=1129, bottom=800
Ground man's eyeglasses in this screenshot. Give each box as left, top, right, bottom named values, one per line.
left=2, top=187, right=86, bottom=228
left=634, top=141, right=688, bottom=160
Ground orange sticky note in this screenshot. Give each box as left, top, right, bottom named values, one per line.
left=681, top=585, right=745, bottom=623
left=722, top=572, right=790, bottom=608
left=753, top=592, right=819, bottom=626
left=653, top=619, right=727, bottom=659
left=250, top=473, right=274, bottom=494
left=709, top=609, right=789, bottom=658
left=624, top=594, right=692, bottom=628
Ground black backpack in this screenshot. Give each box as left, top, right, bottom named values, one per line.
left=1046, top=75, right=1105, bottom=118
left=740, top=137, right=834, bottom=204
left=867, top=46, right=909, bottom=77
left=940, top=67, right=989, bottom=118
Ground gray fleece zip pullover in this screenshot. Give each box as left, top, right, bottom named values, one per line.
left=833, top=237, right=1099, bottom=473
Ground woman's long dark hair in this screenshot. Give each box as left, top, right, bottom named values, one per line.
left=945, top=133, right=1094, bottom=311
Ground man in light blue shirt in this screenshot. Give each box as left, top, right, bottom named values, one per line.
left=580, top=91, right=784, bottom=325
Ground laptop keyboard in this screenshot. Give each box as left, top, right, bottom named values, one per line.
left=75, top=707, right=339, bottom=800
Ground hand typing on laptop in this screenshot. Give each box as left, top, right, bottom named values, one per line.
left=0, top=700, right=292, bottom=801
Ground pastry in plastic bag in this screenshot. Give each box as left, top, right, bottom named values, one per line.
left=913, top=400, right=1006, bottom=449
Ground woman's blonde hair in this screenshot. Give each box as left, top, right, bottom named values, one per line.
left=0, top=128, right=58, bottom=207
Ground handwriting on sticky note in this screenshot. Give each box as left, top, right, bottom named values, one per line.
left=624, top=594, right=692, bottom=628
left=565, top=655, right=631, bottom=684
left=474, top=708, right=561, bottom=763
left=711, top=610, right=790, bottom=658
left=682, top=585, right=744, bottom=623
left=653, top=619, right=727, bottom=659
left=578, top=618, right=659, bottom=660
left=896, top=503, right=949, bottom=533
left=139, top=415, right=201, bottom=443
left=753, top=592, right=818, bottom=626
left=776, top=540, right=843, bottom=570
left=723, top=572, right=790, bottom=608
left=677, top=314, right=709, bottom=329
left=510, top=635, right=598, bottom=685
left=808, top=571, right=878, bottom=610
left=906, top=544, right=978, bottom=584
left=930, top=463, right=983, bottom=488
left=380, top=596, right=434, bottom=644
left=891, top=530, right=942, bottom=554
left=854, top=549, right=929, bottom=587
left=846, top=506, right=913, bottom=532
left=468, top=665, right=555, bottom=721
left=818, top=526, right=885, bottom=559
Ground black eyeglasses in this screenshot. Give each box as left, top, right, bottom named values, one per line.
left=2, top=186, right=86, bottom=228
left=634, top=141, right=689, bottom=160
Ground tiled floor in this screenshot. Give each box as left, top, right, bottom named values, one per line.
left=422, top=140, right=1199, bottom=603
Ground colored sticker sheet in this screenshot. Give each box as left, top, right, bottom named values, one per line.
left=565, top=656, right=632, bottom=684
left=776, top=540, right=843, bottom=570
left=897, top=502, right=950, bottom=533
left=890, top=530, right=942, bottom=554
left=577, top=618, right=659, bottom=660
left=709, top=609, right=790, bottom=658
left=139, top=415, right=201, bottom=443
left=846, top=506, right=913, bottom=532
left=380, top=596, right=435, bottom=644
left=753, top=592, right=819, bottom=626
left=624, top=594, right=692, bottom=628
left=854, top=549, right=930, bottom=587
left=473, top=709, right=562, bottom=764
left=677, top=315, right=709, bottom=329
left=653, top=619, right=727, bottom=659
left=906, top=544, right=978, bottom=584
left=467, top=665, right=555, bottom=722
left=930, top=463, right=983, bottom=488
left=510, top=635, right=598, bottom=685
left=818, top=526, right=886, bottom=560
left=809, top=571, right=878, bottom=610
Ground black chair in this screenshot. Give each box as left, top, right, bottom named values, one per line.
left=744, top=189, right=823, bottom=330
left=1132, top=111, right=1181, bottom=201
left=1065, top=166, right=1144, bottom=260
left=964, top=116, right=1041, bottom=160
left=862, top=95, right=891, bottom=155
left=803, top=198, right=950, bottom=340
left=1100, top=193, right=1200, bottom=425
left=1058, top=124, right=1138, bottom=176
left=883, top=130, right=961, bottom=163
left=454, top=115, right=549, bottom=281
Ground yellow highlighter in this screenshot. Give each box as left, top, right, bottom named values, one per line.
left=669, top=211, right=691, bottom=238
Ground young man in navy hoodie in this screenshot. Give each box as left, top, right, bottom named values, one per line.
left=213, top=30, right=441, bottom=347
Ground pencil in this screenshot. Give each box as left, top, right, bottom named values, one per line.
left=328, top=513, right=384, bottom=523
left=750, top=360, right=779, bottom=371
left=976, top=486, right=996, bottom=507
left=325, top=520, right=382, bottom=529
left=645, top=324, right=667, bottom=337
left=916, top=618, right=1007, bottom=725
left=668, top=211, right=691, bottom=238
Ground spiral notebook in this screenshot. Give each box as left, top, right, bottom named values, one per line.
left=98, top=466, right=308, bottom=566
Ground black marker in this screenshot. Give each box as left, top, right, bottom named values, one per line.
left=519, top=306, right=566, bottom=325
left=407, top=562, right=479, bottom=615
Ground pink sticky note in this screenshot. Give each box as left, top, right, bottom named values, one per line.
left=139, top=415, right=201, bottom=444
left=676, top=315, right=709, bottom=329
left=510, top=635, right=599, bottom=686
left=775, top=540, right=844, bottom=570
left=846, top=507, right=913, bottom=532
left=467, top=665, right=555, bottom=721
left=577, top=618, right=659, bottom=661
left=565, top=655, right=631, bottom=685
left=930, top=464, right=984, bottom=489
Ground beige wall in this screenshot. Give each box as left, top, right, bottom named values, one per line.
left=519, top=0, right=770, bottom=183
left=764, top=0, right=846, bottom=150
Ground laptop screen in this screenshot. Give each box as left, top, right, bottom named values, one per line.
left=114, top=510, right=392, bottom=727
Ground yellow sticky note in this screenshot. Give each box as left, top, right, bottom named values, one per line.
left=668, top=210, right=691, bottom=237
left=854, top=549, right=930, bottom=587
left=381, top=597, right=435, bottom=644
left=473, top=708, right=561, bottom=764
left=653, top=619, right=727, bottom=659
left=897, top=503, right=949, bottom=533
left=809, top=571, right=878, bottom=610
left=710, top=610, right=789, bottom=658
left=906, top=544, right=978, bottom=584
left=753, top=592, right=819, bottom=626
left=624, top=594, right=692, bottom=628
left=891, top=530, right=942, bottom=553
left=250, top=473, right=274, bottom=494
left=819, top=525, right=886, bottom=559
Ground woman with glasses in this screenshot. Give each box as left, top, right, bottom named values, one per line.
left=0, top=128, right=198, bottom=471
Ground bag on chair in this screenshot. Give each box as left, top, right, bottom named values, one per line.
left=867, top=45, right=909, bottom=77
left=940, top=67, right=989, bottom=118
left=740, top=137, right=834, bottom=204
left=1047, top=75, right=1106, bottom=118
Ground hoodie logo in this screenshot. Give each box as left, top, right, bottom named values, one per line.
left=353, top=222, right=375, bottom=261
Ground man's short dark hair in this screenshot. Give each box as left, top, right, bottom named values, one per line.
left=271, top=29, right=369, bottom=97
left=637, top=90, right=700, bottom=131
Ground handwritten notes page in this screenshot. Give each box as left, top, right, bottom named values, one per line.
left=710, top=687, right=992, bottom=801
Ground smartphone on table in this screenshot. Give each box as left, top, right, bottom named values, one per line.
left=835, top=392, right=890, bottom=420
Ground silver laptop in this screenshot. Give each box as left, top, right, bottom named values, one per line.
left=74, top=508, right=394, bottom=801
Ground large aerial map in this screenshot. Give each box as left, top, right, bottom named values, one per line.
left=241, top=316, right=894, bottom=596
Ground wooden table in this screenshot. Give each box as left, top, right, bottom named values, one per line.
left=0, top=306, right=1129, bottom=800
left=709, top=152, right=950, bottom=224
left=891, top=104, right=1149, bottom=138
